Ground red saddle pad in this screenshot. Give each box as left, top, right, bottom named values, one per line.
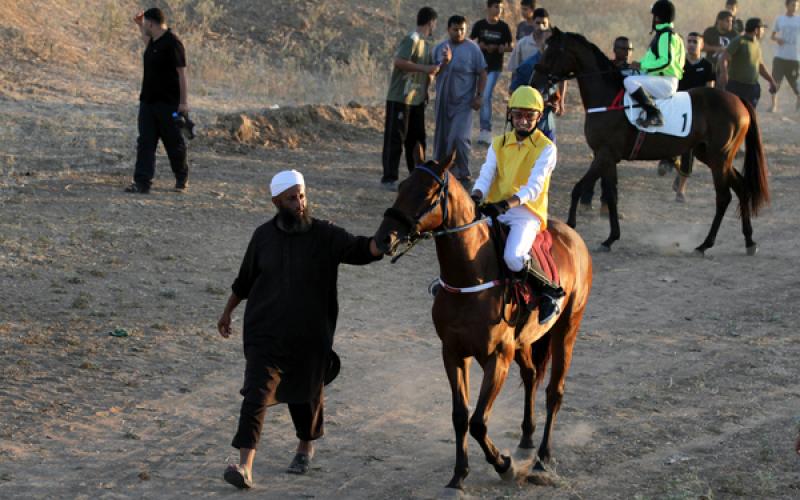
left=530, top=230, right=559, bottom=285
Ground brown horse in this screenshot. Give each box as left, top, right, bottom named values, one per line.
left=373, top=152, right=592, bottom=495
left=531, top=28, right=769, bottom=255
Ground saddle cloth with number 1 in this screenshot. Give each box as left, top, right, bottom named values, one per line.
left=624, top=91, right=692, bottom=137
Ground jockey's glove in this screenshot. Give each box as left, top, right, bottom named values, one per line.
left=480, top=200, right=510, bottom=218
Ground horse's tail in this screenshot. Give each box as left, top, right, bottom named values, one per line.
left=740, top=97, right=770, bottom=216
left=532, top=332, right=552, bottom=388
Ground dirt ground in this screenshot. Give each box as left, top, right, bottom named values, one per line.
left=1, top=67, right=800, bottom=499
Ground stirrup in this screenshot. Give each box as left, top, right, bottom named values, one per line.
left=637, top=111, right=663, bottom=128
left=537, top=294, right=563, bottom=325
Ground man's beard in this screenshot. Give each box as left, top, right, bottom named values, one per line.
left=515, top=126, right=536, bottom=138
left=276, top=205, right=312, bottom=233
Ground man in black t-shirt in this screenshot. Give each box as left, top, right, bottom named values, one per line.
left=516, top=0, right=537, bottom=40
left=126, top=8, right=190, bottom=194
left=726, top=0, right=745, bottom=34
left=703, top=11, right=736, bottom=79
left=471, top=0, right=513, bottom=144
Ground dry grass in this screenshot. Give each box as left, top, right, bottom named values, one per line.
left=1, top=0, right=767, bottom=109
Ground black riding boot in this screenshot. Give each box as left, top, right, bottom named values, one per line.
left=523, top=259, right=566, bottom=325
left=630, top=88, right=664, bottom=128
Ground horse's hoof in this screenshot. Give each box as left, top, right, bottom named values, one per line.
left=692, top=248, right=705, bottom=258
left=746, top=244, right=758, bottom=256
left=439, top=487, right=466, bottom=499
left=498, top=456, right=516, bottom=482
left=527, top=470, right=559, bottom=487
left=596, top=244, right=611, bottom=253
left=527, top=461, right=561, bottom=487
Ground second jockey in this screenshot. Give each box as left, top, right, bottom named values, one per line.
left=624, top=0, right=686, bottom=127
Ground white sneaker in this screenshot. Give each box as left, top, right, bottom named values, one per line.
left=477, top=130, right=491, bottom=145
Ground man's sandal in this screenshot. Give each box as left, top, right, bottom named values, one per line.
left=286, top=453, right=312, bottom=474
left=223, top=464, right=253, bottom=489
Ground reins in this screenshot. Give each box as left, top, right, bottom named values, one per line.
left=385, top=165, right=526, bottom=325
left=385, top=165, right=490, bottom=263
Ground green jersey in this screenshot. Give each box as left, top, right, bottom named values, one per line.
left=640, top=22, right=686, bottom=79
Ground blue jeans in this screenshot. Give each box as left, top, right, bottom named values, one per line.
left=479, top=71, right=501, bottom=132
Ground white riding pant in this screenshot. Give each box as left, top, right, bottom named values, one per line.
left=496, top=206, right=542, bottom=272
left=623, top=75, right=679, bottom=99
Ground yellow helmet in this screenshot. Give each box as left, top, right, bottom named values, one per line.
left=508, top=86, right=544, bottom=112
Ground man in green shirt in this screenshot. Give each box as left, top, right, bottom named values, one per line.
left=623, top=0, right=685, bottom=127
left=719, top=18, right=778, bottom=107
left=381, top=7, right=447, bottom=191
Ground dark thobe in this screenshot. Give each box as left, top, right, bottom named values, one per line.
left=230, top=217, right=381, bottom=449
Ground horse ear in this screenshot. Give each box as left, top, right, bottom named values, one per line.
left=412, top=142, right=425, bottom=166
left=551, top=26, right=562, bottom=37
left=439, top=149, right=457, bottom=172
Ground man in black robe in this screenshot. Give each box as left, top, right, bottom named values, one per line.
left=217, top=170, right=382, bottom=488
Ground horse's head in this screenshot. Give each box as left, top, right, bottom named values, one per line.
left=374, top=148, right=457, bottom=256
left=531, top=27, right=579, bottom=97
left=532, top=28, right=619, bottom=99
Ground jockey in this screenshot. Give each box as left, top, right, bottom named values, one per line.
left=471, top=86, right=564, bottom=325
left=623, top=0, right=686, bottom=127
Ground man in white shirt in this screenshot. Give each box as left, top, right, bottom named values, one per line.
left=770, top=0, right=800, bottom=112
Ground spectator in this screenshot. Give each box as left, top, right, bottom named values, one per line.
left=432, top=16, right=488, bottom=184
left=516, top=0, right=537, bottom=41
left=770, top=0, right=800, bottom=113
left=580, top=36, right=635, bottom=212
left=703, top=11, right=736, bottom=78
left=672, top=32, right=716, bottom=202
left=719, top=18, right=779, bottom=108
left=726, top=0, right=745, bottom=35
left=127, top=8, right=189, bottom=194
left=471, top=0, right=513, bottom=145
left=380, top=7, right=443, bottom=191
left=508, top=7, right=549, bottom=74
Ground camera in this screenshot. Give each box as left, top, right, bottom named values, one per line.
left=172, top=111, right=196, bottom=140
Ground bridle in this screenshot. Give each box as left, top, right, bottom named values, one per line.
left=537, top=37, right=620, bottom=98
left=382, top=165, right=523, bottom=325
left=383, top=164, right=488, bottom=263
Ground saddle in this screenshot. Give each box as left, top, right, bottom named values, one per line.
left=492, top=223, right=560, bottom=311
left=623, top=91, right=692, bottom=137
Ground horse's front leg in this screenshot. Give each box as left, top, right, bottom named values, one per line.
left=514, top=343, right=538, bottom=453
left=443, top=349, right=471, bottom=493
left=568, top=154, right=607, bottom=228
left=469, top=343, right=516, bottom=481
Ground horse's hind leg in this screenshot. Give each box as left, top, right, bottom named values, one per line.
left=728, top=169, right=757, bottom=254
left=529, top=309, right=582, bottom=485
left=469, top=346, right=516, bottom=480
left=443, top=350, right=471, bottom=492
left=695, top=162, right=733, bottom=255
left=599, top=163, right=621, bottom=251
left=514, top=343, right=538, bottom=452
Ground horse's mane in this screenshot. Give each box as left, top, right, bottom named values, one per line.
left=561, top=31, right=622, bottom=86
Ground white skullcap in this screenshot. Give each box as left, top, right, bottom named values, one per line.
left=270, top=170, right=305, bottom=197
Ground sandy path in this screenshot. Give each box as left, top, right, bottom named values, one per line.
left=1, top=101, right=799, bottom=499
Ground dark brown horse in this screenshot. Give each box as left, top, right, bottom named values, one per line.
left=531, top=28, right=769, bottom=255
left=374, top=152, right=592, bottom=495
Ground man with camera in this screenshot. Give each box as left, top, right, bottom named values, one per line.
left=127, top=7, right=191, bottom=194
